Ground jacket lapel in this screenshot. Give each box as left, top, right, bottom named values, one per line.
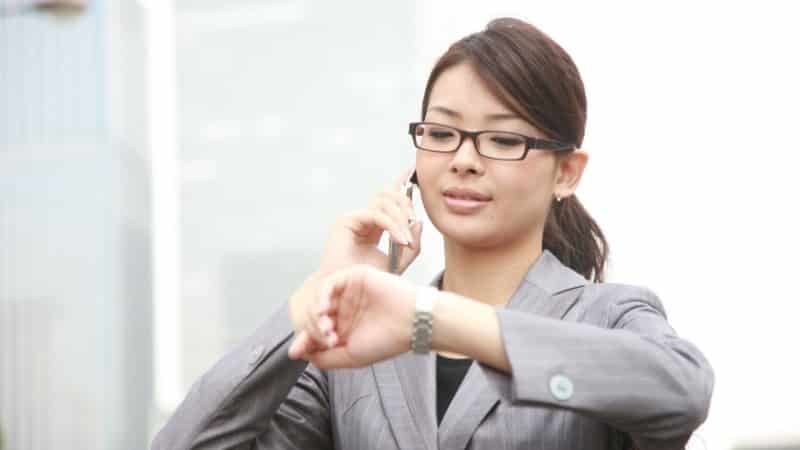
left=372, top=250, right=587, bottom=450
left=372, top=344, right=438, bottom=450
left=438, top=250, right=588, bottom=450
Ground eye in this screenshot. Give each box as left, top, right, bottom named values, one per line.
left=428, top=127, right=456, bottom=140
left=490, top=135, right=524, bottom=147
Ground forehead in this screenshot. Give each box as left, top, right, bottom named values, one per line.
left=427, top=63, right=512, bottom=119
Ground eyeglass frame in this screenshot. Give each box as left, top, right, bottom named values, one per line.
left=408, top=121, right=574, bottom=161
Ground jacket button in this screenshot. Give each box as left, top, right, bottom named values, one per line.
left=549, top=374, right=574, bottom=401
left=249, top=345, right=265, bottom=366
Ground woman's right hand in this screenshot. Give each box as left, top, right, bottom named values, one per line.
left=289, top=170, right=424, bottom=331
left=319, top=169, right=423, bottom=275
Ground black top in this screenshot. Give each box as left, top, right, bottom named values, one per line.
left=436, top=353, right=473, bottom=424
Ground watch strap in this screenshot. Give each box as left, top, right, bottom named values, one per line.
left=411, top=286, right=437, bottom=354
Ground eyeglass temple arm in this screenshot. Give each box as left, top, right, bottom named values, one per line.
left=529, top=137, right=574, bottom=151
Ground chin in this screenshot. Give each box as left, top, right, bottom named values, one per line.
left=431, top=214, right=504, bottom=249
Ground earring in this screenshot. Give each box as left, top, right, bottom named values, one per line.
left=555, top=195, right=562, bottom=203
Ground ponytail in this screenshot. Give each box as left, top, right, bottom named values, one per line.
left=543, top=195, right=608, bottom=282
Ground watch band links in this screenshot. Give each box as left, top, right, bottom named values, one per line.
left=411, top=286, right=437, bottom=354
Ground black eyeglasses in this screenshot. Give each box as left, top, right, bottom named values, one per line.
left=408, top=122, right=574, bottom=161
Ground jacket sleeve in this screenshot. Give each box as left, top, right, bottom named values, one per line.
left=479, top=285, right=714, bottom=450
left=151, top=302, right=333, bottom=450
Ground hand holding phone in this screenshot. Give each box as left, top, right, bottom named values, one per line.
left=388, top=175, right=416, bottom=274
left=318, top=169, right=421, bottom=278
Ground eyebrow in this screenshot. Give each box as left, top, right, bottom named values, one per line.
left=427, top=105, right=521, bottom=122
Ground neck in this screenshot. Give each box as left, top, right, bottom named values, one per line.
left=441, top=231, right=543, bottom=307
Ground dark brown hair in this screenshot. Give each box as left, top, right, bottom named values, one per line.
left=420, top=17, right=608, bottom=282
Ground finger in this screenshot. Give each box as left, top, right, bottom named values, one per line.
left=345, top=209, right=406, bottom=245
left=399, top=220, right=423, bottom=269
left=369, top=192, right=413, bottom=227
left=397, top=221, right=423, bottom=273
left=375, top=190, right=415, bottom=224
left=311, top=320, right=338, bottom=349
left=317, top=273, right=353, bottom=346
left=316, top=291, right=335, bottom=316
left=318, top=314, right=335, bottom=335
left=319, top=281, right=341, bottom=327
left=288, top=331, right=313, bottom=359
left=304, top=295, right=330, bottom=347
left=390, top=168, right=415, bottom=191
left=330, top=279, right=356, bottom=340
left=410, top=220, right=423, bottom=250
left=354, top=209, right=410, bottom=246
left=375, top=197, right=414, bottom=246
left=325, top=265, right=371, bottom=336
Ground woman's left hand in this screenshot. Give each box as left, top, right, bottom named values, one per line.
left=287, top=265, right=417, bottom=369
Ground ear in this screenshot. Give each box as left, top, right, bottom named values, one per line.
left=554, top=149, right=588, bottom=199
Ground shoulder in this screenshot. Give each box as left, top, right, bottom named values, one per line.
left=575, top=282, right=668, bottom=327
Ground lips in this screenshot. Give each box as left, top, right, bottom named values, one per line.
left=442, top=186, right=492, bottom=214
left=442, top=187, right=492, bottom=201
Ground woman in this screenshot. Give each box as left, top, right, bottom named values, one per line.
left=152, top=18, right=713, bottom=450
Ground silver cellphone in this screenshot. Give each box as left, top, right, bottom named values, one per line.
left=388, top=178, right=415, bottom=274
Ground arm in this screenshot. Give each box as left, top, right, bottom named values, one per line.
left=153, top=170, right=425, bottom=449
left=151, top=301, right=333, bottom=450
left=432, top=285, right=713, bottom=449
left=294, top=267, right=712, bottom=448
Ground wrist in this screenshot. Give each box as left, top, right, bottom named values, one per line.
left=430, top=290, right=457, bottom=353
left=430, top=291, right=496, bottom=357
left=289, top=271, right=322, bottom=331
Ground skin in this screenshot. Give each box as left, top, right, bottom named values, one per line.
left=288, top=62, right=589, bottom=370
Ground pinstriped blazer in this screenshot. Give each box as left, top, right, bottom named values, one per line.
left=151, top=250, right=714, bottom=450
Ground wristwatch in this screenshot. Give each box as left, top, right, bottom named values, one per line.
left=411, top=286, right=437, bottom=354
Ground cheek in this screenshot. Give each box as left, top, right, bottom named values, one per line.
left=493, top=162, right=554, bottom=222
left=414, top=153, right=441, bottom=219
left=414, top=152, right=447, bottom=192
left=415, top=151, right=446, bottom=173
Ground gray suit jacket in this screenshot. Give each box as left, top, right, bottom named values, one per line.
left=152, top=250, right=714, bottom=450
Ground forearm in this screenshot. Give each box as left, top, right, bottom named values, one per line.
left=289, top=271, right=324, bottom=331
left=153, top=302, right=310, bottom=449
left=430, top=291, right=511, bottom=373
left=426, top=287, right=712, bottom=444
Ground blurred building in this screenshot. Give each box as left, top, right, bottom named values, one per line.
left=0, top=2, right=151, bottom=449
left=173, top=0, right=420, bottom=394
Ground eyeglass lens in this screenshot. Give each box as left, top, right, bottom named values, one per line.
left=413, top=123, right=527, bottom=160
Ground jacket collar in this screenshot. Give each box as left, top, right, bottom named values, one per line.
left=371, top=250, right=588, bottom=450
left=429, top=249, right=588, bottom=298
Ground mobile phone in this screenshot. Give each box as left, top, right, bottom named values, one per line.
left=388, top=172, right=416, bottom=274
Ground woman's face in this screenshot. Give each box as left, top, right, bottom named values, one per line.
left=416, top=62, right=568, bottom=250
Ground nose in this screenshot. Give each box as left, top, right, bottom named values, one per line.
left=448, top=134, right=485, bottom=177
